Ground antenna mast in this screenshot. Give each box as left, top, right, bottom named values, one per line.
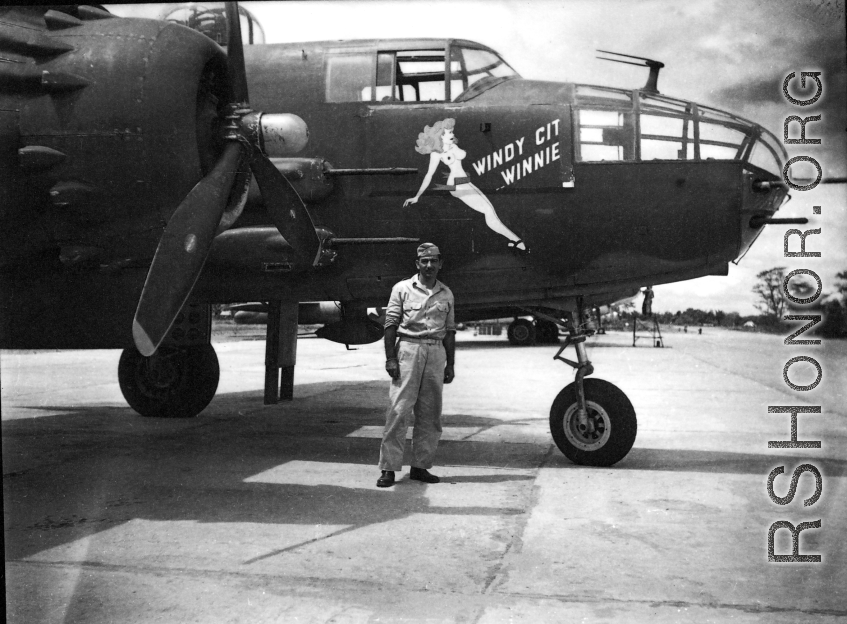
left=597, top=50, right=665, bottom=94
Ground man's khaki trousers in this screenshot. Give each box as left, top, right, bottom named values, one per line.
left=379, top=340, right=445, bottom=471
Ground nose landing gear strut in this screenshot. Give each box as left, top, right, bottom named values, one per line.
left=548, top=300, right=637, bottom=466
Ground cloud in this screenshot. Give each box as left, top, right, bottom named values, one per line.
left=714, top=42, right=845, bottom=108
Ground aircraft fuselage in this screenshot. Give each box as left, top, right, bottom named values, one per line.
left=0, top=32, right=787, bottom=349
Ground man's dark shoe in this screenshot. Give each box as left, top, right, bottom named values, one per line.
left=409, top=467, right=440, bottom=483
left=376, top=471, right=395, bottom=488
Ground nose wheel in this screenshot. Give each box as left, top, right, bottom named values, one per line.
left=550, top=378, right=636, bottom=466
left=567, top=397, right=610, bottom=449
left=549, top=303, right=637, bottom=466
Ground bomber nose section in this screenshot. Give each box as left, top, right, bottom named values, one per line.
left=735, top=122, right=790, bottom=260
left=567, top=84, right=790, bottom=271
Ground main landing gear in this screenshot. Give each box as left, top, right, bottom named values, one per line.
left=549, top=304, right=637, bottom=466
left=507, top=317, right=559, bottom=346
left=118, top=344, right=220, bottom=418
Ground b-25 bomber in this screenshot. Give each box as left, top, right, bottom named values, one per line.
left=0, top=3, right=792, bottom=466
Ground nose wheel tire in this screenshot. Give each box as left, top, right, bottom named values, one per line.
left=549, top=378, right=637, bottom=466
left=118, top=344, right=220, bottom=418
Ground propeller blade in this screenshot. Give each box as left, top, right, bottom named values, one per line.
left=248, top=149, right=322, bottom=266
left=133, top=142, right=244, bottom=356
left=225, top=1, right=249, bottom=103
left=223, top=3, right=319, bottom=264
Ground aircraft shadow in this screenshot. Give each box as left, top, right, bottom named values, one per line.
left=545, top=446, right=847, bottom=477
left=6, top=379, right=841, bottom=563
left=3, top=380, right=543, bottom=561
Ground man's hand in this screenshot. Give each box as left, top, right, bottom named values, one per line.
left=443, top=364, right=454, bottom=384
left=386, top=358, right=400, bottom=380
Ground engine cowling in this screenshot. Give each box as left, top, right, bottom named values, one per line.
left=1, top=9, right=232, bottom=268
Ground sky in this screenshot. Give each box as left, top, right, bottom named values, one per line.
left=110, top=0, right=847, bottom=315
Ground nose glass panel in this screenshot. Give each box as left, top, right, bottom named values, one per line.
left=574, top=84, right=786, bottom=175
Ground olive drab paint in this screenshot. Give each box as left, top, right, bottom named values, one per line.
left=0, top=10, right=800, bottom=455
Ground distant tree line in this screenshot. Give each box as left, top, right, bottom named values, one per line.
left=601, top=268, right=847, bottom=337
left=608, top=305, right=754, bottom=329
left=750, top=267, right=847, bottom=337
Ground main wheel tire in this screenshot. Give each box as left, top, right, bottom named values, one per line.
left=507, top=318, right=536, bottom=346
left=536, top=319, right=559, bottom=344
left=118, top=344, right=220, bottom=418
left=549, top=378, right=636, bottom=466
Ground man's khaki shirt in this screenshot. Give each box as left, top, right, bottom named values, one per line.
left=384, top=275, right=456, bottom=340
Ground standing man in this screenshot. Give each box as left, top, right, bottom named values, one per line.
left=377, top=243, right=456, bottom=488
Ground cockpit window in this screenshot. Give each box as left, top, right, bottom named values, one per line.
left=327, top=49, right=448, bottom=103
left=394, top=50, right=447, bottom=101
left=450, top=46, right=519, bottom=101
left=326, top=45, right=518, bottom=104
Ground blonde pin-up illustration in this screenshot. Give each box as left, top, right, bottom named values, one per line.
left=404, top=118, right=528, bottom=252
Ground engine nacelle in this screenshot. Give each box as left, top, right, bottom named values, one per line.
left=228, top=301, right=349, bottom=326
left=246, top=158, right=334, bottom=205
left=315, top=319, right=384, bottom=345
left=298, top=302, right=343, bottom=325
left=227, top=300, right=383, bottom=344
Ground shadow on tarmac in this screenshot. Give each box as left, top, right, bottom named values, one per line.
left=7, top=378, right=844, bottom=565
left=622, top=447, right=846, bottom=476
left=544, top=446, right=846, bottom=477
left=3, top=380, right=539, bottom=562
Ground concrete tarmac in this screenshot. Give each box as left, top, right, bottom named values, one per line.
left=3, top=328, right=846, bottom=623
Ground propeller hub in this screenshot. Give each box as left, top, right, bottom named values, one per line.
left=221, top=103, right=251, bottom=141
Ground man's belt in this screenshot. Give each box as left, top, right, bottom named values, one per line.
left=399, top=336, right=442, bottom=345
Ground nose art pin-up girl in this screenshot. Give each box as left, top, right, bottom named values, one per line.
left=404, top=118, right=527, bottom=252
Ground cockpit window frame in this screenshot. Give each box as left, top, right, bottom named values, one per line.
left=574, top=84, right=787, bottom=173
left=324, top=41, right=519, bottom=105
left=393, top=49, right=450, bottom=102
left=447, top=42, right=520, bottom=102
left=326, top=45, right=451, bottom=104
